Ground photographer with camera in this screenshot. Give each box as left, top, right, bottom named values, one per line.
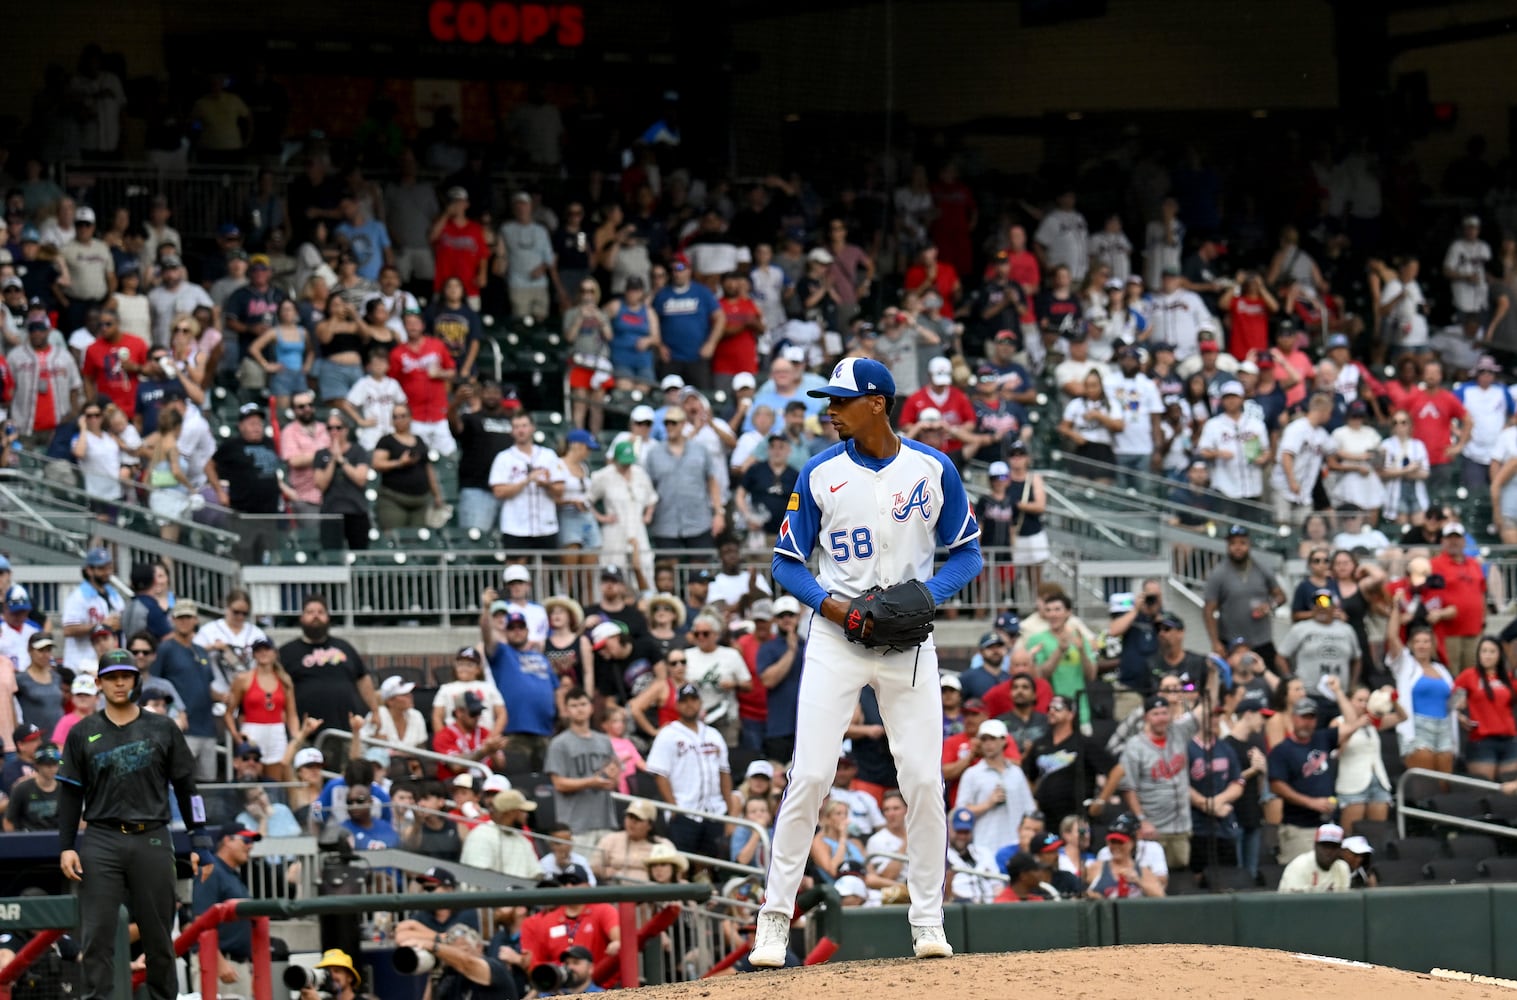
left=531, top=945, right=604, bottom=995
left=287, top=948, right=373, bottom=1000
left=1107, top=580, right=1166, bottom=718
left=394, top=921, right=516, bottom=999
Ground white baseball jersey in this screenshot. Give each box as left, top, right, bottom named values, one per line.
left=1147, top=288, right=1213, bottom=361
left=1444, top=238, right=1492, bottom=314
left=60, top=582, right=124, bottom=672
left=1198, top=411, right=1269, bottom=499
left=645, top=719, right=730, bottom=814
left=1034, top=210, right=1090, bottom=281
left=774, top=439, right=978, bottom=600
left=0, top=619, right=37, bottom=674
left=1454, top=381, right=1515, bottom=465
left=488, top=445, right=567, bottom=537
left=1270, top=416, right=1334, bottom=504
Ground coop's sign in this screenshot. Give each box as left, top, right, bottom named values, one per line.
left=428, top=1, right=586, bottom=46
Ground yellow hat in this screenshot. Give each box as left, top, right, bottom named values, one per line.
left=314, top=948, right=359, bottom=979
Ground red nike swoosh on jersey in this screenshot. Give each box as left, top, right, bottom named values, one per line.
left=830, top=482, right=847, bottom=492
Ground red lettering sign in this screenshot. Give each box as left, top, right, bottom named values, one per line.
left=428, top=1, right=586, bottom=46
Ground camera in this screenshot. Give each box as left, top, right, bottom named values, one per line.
left=529, top=963, right=574, bottom=992
left=283, top=966, right=339, bottom=992
left=393, top=947, right=438, bottom=976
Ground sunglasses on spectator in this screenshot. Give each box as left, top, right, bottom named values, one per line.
left=691, top=630, right=715, bottom=637
left=667, top=656, right=686, bottom=664
left=85, top=411, right=102, bottom=418
left=130, top=646, right=153, bottom=657
left=1309, top=556, right=1329, bottom=564
left=173, top=325, right=194, bottom=334
left=228, top=607, right=250, bottom=617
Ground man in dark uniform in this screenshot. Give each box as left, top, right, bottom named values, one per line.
left=58, top=648, right=215, bottom=1000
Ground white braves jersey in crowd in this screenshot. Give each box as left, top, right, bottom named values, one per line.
left=1444, top=238, right=1492, bottom=314
left=645, top=719, right=730, bottom=814
left=1034, top=210, right=1090, bottom=281
left=1147, top=289, right=1213, bottom=361
left=774, top=438, right=978, bottom=600
left=1198, top=411, right=1269, bottom=499
left=488, top=445, right=567, bottom=537
left=1270, top=416, right=1335, bottom=504
left=1454, top=381, right=1515, bottom=465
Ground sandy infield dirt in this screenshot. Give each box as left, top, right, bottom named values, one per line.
left=632, top=944, right=1516, bottom=999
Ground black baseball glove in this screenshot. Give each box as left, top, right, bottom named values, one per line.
left=843, top=579, right=936, bottom=652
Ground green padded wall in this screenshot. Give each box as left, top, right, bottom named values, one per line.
left=1363, top=887, right=1493, bottom=977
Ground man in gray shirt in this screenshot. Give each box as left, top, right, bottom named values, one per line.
left=495, top=191, right=562, bottom=322
left=643, top=408, right=724, bottom=549
left=1276, top=589, right=1360, bottom=698
left=384, top=149, right=440, bottom=286
left=544, top=687, right=619, bottom=856
left=1201, top=525, right=1287, bottom=669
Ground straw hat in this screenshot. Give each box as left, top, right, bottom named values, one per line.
left=642, top=842, right=689, bottom=874
left=543, top=595, right=585, bottom=631
left=646, top=592, right=684, bottom=620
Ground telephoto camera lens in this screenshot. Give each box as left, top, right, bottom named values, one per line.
left=529, top=963, right=573, bottom=991
left=392, top=947, right=439, bottom=976
left=283, top=966, right=338, bottom=991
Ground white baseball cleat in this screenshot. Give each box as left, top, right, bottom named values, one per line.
left=911, top=924, right=953, bottom=959
left=749, top=910, right=791, bottom=968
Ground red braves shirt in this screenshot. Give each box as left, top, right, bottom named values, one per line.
left=519, top=903, right=619, bottom=969
left=981, top=675, right=1053, bottom=718
left=1409, top=387, right=1467, bottom=466
left=388, top=337, right=455, bottom=422
left=1428, top=552, right=1486, bottom=643
left=899, top=387, right=977, bottom=452
left=904, top=262, right=961, bottom=318
left=432, top=219, right=489, bottom=295
left=432, top=723, right=490, bottom=779
left=82, top=334, right=149, bottom=417
left=713, top=298, right=761, bottom=376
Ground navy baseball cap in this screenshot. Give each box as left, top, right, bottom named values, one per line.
left=979, top=631, right=1005, bottom=649
left=950, top=807, right=975, bottom=832
left=995, top=612, right=1021, bottom=635
left=676, top=683, right=701, bottom=700
left=807, top=358, right=896, bottom=400
left=5, top=585, right=32, bottom=611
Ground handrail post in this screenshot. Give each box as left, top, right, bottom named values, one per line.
left=251, top=916, right=272, bottom=1000
left=199, top=926, right=221, bottom=1000
left=618, top=901, right=638, bottom=988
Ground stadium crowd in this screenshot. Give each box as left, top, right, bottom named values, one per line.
left=5, top=42, right=1517, bottom=991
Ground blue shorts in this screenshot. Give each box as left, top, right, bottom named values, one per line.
left=269, top=368, right=308, bottom=399
left=613, top=361, right=656, bottom=385
left=1467, top=735, right=1517, bottom=767
left=1337, top=779, right=1393, bottom=806
left=315, top=359, right=363, bottom=403
left=557, top=507, right=603, bottom=549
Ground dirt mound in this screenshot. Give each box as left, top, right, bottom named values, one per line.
left=632, top=944, right=1514, bottom=999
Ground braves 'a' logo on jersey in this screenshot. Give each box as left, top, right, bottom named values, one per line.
left=891, top=478, right=932, bottom=522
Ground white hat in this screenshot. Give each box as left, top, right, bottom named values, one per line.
left=977, top=718, right=1009, bottom=739
left=502, top=565, right=532, bottom=584
left=928, top=356, right=953, bottom=386
left=939, top=672, right=962, bottom=691
left=1218, top=380, right=1245, bottom=397
left=807, top=248, right=834, bottom=265
left=379, top=676, right=416, bottom=700
left=745, top=760, right=775, bottom=780
left=1108, top=592, right=1136, bottom=615
left=75, top=206, right=97, bottom=224
left=988, top=461, right=1011, bottom=479
left=772, top=595, right=802, bottom=616
left=482, top=774, right=513, bottom=793
left=731, top=372, right=757, bottom=391
left=749, top=599, right=775, bottom=620
left=781, top=345, right=807, bottom=363
left=452, top=773, right=475, bottom=788
left=590, top=621, right=625, bottom=649
left=834, top=874, right=868, bottom=899
left=1238, top=361, right=1259, bottom=375
left=917, top=407, right=943, bottom=425
left=630, top=405, right=656, bottom=423
left=293, top=747, right=325, bottom=769
left=1463, top=214, right=1481, bottom=228
left=1315, top=823, right=1345, bottom=844
left=72, top=674, right=98, bottom=695
left=1341, top=835, right=1374, bottom=855
left=660, top=374, right=686, bottom=390
left=1442, top=522, right=1466, bottom=537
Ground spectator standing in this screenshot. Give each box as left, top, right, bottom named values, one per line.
left=712, top=272, right=763, bottom=394
left=334, top=196, right=393, bottom=284
left=898, top=357, right=976, bottom=456
left=1267, top=697, right=1347, bottom=863
left=60, top=548, right=123, bottom=674
left=545, top=687, right=620, bottom=853
left=279, top=390, right=330, bottom=513
left=646, top=682, right=732, bottom=860
left=499, top=565, right=549, bottom=648
left=1023, top=694, right=1110, bottom=824
left=1118, top=693, right=1203, bottom=870
left=1185, top=708, right=1243, bottom=877
left=152, top=601, right=219, bottom=780
left=1023, top=593, right=1096, bottom=728
left=450, top=381, right=516, bottom=535
left=80, top=309, right=148, bottom=419
left=1034, top=189, right=1090, bottom=284
left=496, top=192, right=562, bottom=322
left=1407, top=360, right=1468, bottom=495
left=147, top=256, right=213, bottom=349
left=589, top=442, right=658, bottom=585
left=1444, top=215, right=1492, bottom=326
left=1454, top=355, right=1513, bottom=491
left=1108, top=346, right=1165, bottom=485
left=952, top=719, right=1037, bottom=855
left=1197, top=384, right=1271, bottom=523
left=432, top=647, right=507, bottom=739
left=212, top=403, right=291, bottom=564
left=1428, top=521, right=1486, bottom=672
left=1148, top=267, right=1213, bottom=362
left=1202, top=526, right=1285, bottom=668
left=652, top=256, right=723, bottom=389
left=429, top=188, right=489, bottom=308
left=643, top=409, right=724, bottom=549
left=424, top=282, right=483, bottom=378
left=480, top=590, right=560, bottom=770
left=432, top=692, right=506, bottom=780
left=1277, top=591, right=1360, bottom=696
left=489, top=411, right=567, bottom=550
left=279, top=594, right=375, bottom=738
left=7, top=313, right=83, bottom=449
left=1270, top=392, right=1335, bottom=526
left=386, top=323, right=456, bottom=455
left=61, top=207, right=115, bottom=331
left=384, top=150, right=439, bottom=287
left=685, top=615, right=751, bottom=747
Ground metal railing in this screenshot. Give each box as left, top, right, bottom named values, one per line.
left=610, top=791, right=772, bottom=872
left=314, top=728, right=495, bottom=785
left=866, top=848, right=1010, bottom=885
left=1395, top=768, right=1517, bottom=841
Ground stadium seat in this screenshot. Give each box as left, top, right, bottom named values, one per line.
left=1426, top=792, right=1488, bottom=820
left=1372, top=859, right=1430, bottom=886
left=1347, top=820, right=1393, bottom=856
left=1384, top=836, right=1442, bottom=863
left=1200, top=866, right=1258, bottom=893
left=1423, top=858, right=1481, bottom=883
left=1445, top=834, right=1499, bottom=860
left=1255, top=863, right=1284, bottom=890
left=1483, top=796, right=1517, bottom=824
left=1477, top=857, right=1517, bottom=881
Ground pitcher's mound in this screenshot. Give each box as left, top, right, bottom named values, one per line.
left=633, top=944, right=1515, bottom=998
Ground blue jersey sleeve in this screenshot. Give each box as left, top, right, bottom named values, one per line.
left=926, top=448, right=983, bottom=604
left=774, top=465, right=819, bottom=564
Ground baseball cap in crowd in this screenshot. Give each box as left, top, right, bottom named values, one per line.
left=294, top=747, right=325, bottom=769
left=590, top=621, right=624, bottom=650
left=446, top=186, right=470, bottom=202
left=1325, top=333, right=1351, bottom=350
left=979, top=632, right=1005, bottom=649
left=461, top=692, right=485, bottom=716
left=159, top=253, right=184, bottom=269
left=488, top=599, right=510, bottom=615
left=379, top=676, right=416, bottom=700
left=235, top=742, right=262, bottom=759
left=559, top=945, right=595, bottom=963
left=950, top=807, right=976, bottom=832
left=249, top=254, right=271, bottom=271
left=1443, top=522, right=1466, bottom=537
left=452, top=773, right=475, bottom=789
left=171, top=600, right=199, bottom=619
left=1476, top=354, right=1503, bottom=374
left=1106, top=813, right=1140, bottom=842
left=28, top=633, right=53, bottom=650
left=732, top=372, right=757, bottom=391
left=1, top=276, right=21, bottom=291
left=630, top=404, right=656, bottom=425
left=660, top=374, right=685, bottom=391
left=1227, top=636, right=1250, bottom=653
left=1346, top=400, right=1369, bottom=419
left=834, top=874, right=868, bottom=899
left=995, top=611, right=1021, bottom=635
left=749, top=599, right=774, bottom=620
left=745, top=760, right=775, bottom=780
left=671, top=253, right=691, bottom=272
left=238, top=402, right=264, bottom=420
left=250, top=637, right=275, bottom=652
left=19, top=226, right=40, bottom=244
left=1218, top=380, right=1244, bottom=398
left=218, top=222, right=242, bottom=239
left=419, top=866, right=459, bottom=889
left=977, top=719, right=1009, bottom=740
left=1143, top=695, right=1170, bottom=713
left=83, top=547, right=112, bottom=568
left=502, top=564, right=532, bottom=585
left=1341, top=835, right=1374, bottom=856
left=1199, top=339, right=1220, bottom=354
left=456, top=645, right=481, bottom=662
left=1226, top=524, right=1250, bottom=537
left=963, top=698, right=988, bottom=717
left=689, top=569, right=713, bottom=584
left=807, top=358, right=897, bottom=400
left=928, top=356, right=953, bottom=386
left=1235, top=690, right=1272, bottom=716
left=676, top=682, right=700, bottom=701
left=5, top=585, right=31, bottom=612
left=557, top=864, right=591, bottom=885
left=602, top=565, right=627, bottom=582
left=72, top=674, right=98, bottom=695
left=1238, top=360, right=1259, bottom=375
left=624, top=799, right=658, bottom=821
left=624, top=276, right=646, bottom=291
left=1292, top=697, right=1319, bottom=716
left=772, top=595, right=801, bottom=617
left=1157, top=611, right=1184, bottom=630
left=1315, top=823, right=1344, bottom=845
left=566, top=428, right=600, bottom=450
left=74, top=206, right=97, bottom=225
left=1108, top=592, right=1136, bottom=615
left=34, top=743, right=61, bottom=766
left=806, top=247, right=834, bottom=266
left=1463, top=214, right=1481, bottom=228
left=1006, top=439, right=1029, bottom=457
left=988, top=461, right=1011, bottom=479
left=504, top=612, right=527, bottom=629
left=940, top=672, right=962, bottom=691
left=612, top=441, right=637, bottom=465
left=1160, top=265, right=1182, bottom=278
left=482, top=774, right=512, bottom=794
left=493, top=789, right=537, bottom=814
left=1034, top=832, right=1064, bottom=854
left=13, top=724, right=42, bottom=745
left=917, top=407, right=943, bottom=426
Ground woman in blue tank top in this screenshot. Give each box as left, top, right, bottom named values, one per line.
left=606, top=278, right=661, bottom=390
